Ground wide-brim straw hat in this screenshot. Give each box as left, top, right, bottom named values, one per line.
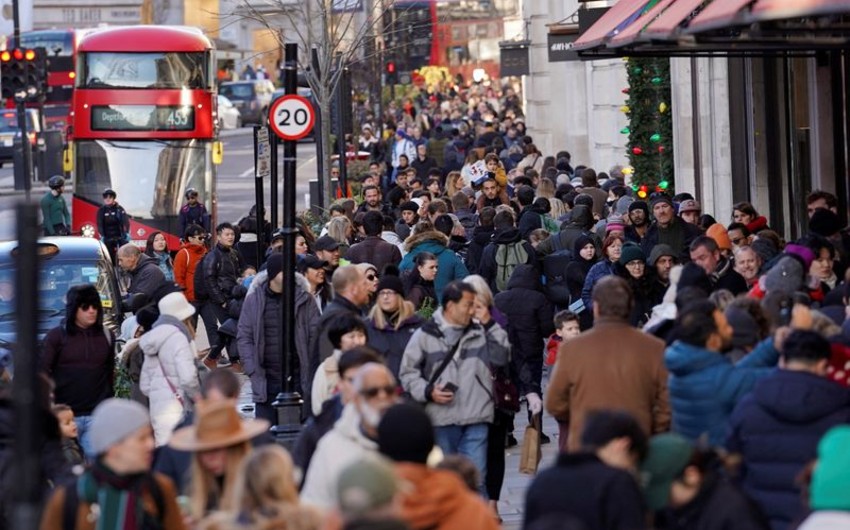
left=169, top=400, right=270, bottom=452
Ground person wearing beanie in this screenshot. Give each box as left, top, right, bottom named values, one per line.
left=40, top=284, right=115, bottom=458
left=139, top=291, right=201, bottom=446
left=39, top=398, right=186, bottom=530
left=795, top=426, right=850, bottom=529
left=754, top=255, right=805, bottom=300
left=689, top=235, right=749, bottom=295
left=616, top=243, right=659, bottom=327
left=706, top=223, right=733, bottom=257
left=727, top=331, right=850, bottom=530
left=677, top=199, right=702, bottom=226
left=377, top=403, right=499, bottom=530
left=625, top=200, right=651, bottom=243
left=367, top=274, right=424, bottom=378
left=641, top=194, right=702, bottom=260
left=334, top=457, right=407, bottom=529
left=604, top=213, right=626, bottom=237
left=395, top=201, right=419, bottom=241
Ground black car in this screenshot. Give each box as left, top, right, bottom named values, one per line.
left=0, top=237, right=125, bottom=373
left=0, top=108, right=41, bottom=167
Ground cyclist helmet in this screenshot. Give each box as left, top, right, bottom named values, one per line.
left=47, top=176, right=65, bottom=190
left=185, top=188, right=199, bottom=200
left=102, top=188, right=117, bottom=198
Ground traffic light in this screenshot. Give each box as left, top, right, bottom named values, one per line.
left=385, top=61, right=397, bottom=85
left=1, top=47, right=46, bottom=102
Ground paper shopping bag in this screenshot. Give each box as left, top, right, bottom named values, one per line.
left=519, top=415, right=542, bottom=475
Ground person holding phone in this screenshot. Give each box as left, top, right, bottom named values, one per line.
left=400, top=281, right=511, bottom=496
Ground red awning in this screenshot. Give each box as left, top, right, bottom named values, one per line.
left=751, top=0, right=850, bottom=21
left=573, top=0, right=652, bottom=50
left=687, top=0, right=755, bottom=33
left=608, top=0, right=678, bottom=47
left=640, top=0, right=708, bottom=38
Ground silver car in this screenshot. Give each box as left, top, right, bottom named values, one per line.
left=219, top=80, right=275, bottom=125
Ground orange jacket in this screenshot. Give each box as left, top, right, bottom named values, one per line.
left=173, top=243, right=207, bottom=302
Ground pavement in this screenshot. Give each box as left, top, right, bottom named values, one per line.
left=236, top=374, right=560, bottom=530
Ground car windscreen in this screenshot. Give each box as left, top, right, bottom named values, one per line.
left=219, top=83, right=253, bottom=100
left=0, top=111, right=35, bottom=132
left=0, top=259, right=115, bottom=332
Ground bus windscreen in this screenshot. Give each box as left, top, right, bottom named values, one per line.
left=82, top=52, right=208, bottom=89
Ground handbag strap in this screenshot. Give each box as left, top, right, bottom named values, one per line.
left=428, top=326, right=468, bottom=386
left=158, top=359, right=185, bottom=406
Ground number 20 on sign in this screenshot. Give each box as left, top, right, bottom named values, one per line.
left=269, top=95, right=315, bottom=141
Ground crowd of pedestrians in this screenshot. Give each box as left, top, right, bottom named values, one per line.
left=3, top=79, right=850, bottom=530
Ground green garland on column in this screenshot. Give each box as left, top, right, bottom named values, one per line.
left=621, top=57, right=674, bottom=198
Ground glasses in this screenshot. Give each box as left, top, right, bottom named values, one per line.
left=79, top=303, right=98, bottom=311
left=360, top=385, right=396, bottom=398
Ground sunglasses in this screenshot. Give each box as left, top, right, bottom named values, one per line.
left=79, top=303, right=99, bottom=311
left=360, top=385, right=396, bottom=398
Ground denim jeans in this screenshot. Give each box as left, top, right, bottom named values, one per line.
left=74, top=415, right=95, bottom=459
left=434, top=422, right=489, bottom=497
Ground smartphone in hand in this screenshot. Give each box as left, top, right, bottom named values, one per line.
left=442, top=382, right=459, bottom=393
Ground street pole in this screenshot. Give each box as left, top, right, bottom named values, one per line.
left=334, top=60, right=348, bottom=198
left=311, top=48, right=325, bottom=211
left=12, top=203, right=42, bottom=529
left=271, top=42, right=303, bottom=447
left=12, top=0, right=34, bottom=201
left=270, top=132, right=279, bottom=230
left=252, top=126, right=266, bottom=268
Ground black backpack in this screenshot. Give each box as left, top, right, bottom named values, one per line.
left=193, top=251, right=219, bottom=302
left=542, top=235, right=574, bottom=307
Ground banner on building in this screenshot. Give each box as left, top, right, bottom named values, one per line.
left=548, top=33, right=579, bottom=62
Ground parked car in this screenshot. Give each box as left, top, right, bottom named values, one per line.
left=217, top=95, right=243, bottom=130
left=0, top=237, right=125, bottom=374
left=219, top=79, right=275, bottom=125
left=271, top=87, right=316, bottom=141
left=0, top=108, right=41, bottom=167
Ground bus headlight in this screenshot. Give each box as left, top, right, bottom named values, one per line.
left=81, top=224, right=96, bottom=238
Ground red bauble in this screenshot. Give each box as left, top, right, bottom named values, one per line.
left=621, top=88, right=630, bottom=94
left=632, top=147, right=643, bottom=155
left=658, top=146, right=665, bottom=153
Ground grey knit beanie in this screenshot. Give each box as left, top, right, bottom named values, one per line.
left=89, top=398, right=151, bottom=455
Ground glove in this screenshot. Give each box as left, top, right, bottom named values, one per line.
left=526, top=392, right=542, bottom=415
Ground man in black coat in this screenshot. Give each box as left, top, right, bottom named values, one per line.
left=346, top=211, right=402, bottom=275
left=493, top=264, right=554, bottom=414
left=689, top=236, right=748, bottom=295
left=117, top=243, right=167, bottom=295
left=478, top=210, right=537, bottom=294
left=466, top=206, right=496, bottom=274
left=524, top=410, right=649, bottom=530
left=640, top=195, right=702, bottom=262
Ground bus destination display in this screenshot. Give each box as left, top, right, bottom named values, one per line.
left=91, top=105, right=195, bottom=131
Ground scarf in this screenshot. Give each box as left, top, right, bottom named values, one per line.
left=153, top=314, right=193, bottom=342
left=78, top=461, right=149, bottom=530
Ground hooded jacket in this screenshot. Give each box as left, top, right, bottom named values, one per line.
left=395, top=463, right=499, bottom=530
left=399, top=308, right=510, bottom=427
left=566, top=234, right=598, bottom=328
left=40, top=285, right=114, bottom=416
left=727, top=370, right=850, bottom=530
left=129, top=253, right=167, bottom=295
left=516, top=203, right=545, bottom=240
left=367, top=313, right=424, bottom=379
left=399, top=231, right=469, bottom=303
left=665, top=338, right=779, bottom=446
left=537, top=205, right=598, bottom=257
left=493, top=264, right=555, bottom=395
left=139, top=317, right=200, bottom=446
left=173, top=242, right=207, bottom=302
left=300, top=403, right=379, bottom=509
left=465, top=225, right=494, bottom=274
left=477, top=227, right=537, bottom=294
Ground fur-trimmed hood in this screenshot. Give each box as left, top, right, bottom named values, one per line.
left=403, top=229, right=449, bottom=253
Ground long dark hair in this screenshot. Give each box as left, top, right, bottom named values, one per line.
left=404, top=252, right=437, bottom=290
left=144, top=231, right=166, bottom=256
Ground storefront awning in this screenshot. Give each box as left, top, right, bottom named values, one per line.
left=572, top=0, right=652, bottom=50
left=574, top=0, right=850, bottom=57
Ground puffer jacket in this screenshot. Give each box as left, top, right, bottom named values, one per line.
left=399, top=231, right=469, bottom=303
left=665, top=338, right=779, bottom=446
left=366, top=313, right=424, bottom=379
left=202, top=243, right=245, bottom=305
left=139, top=318, right=200, bottom=446
left=173, top=243, right=206, bottom=302
left=399, top=308, right=510, bottom=427
left=581, top=259, right=616, bottom=311
left=129, top=254, right=167, bottom=295
left=727, top=370, right=850, bottom=530
left=493, top=264, right=555, bottom=396
left=300, top=403, right=379, bottom=508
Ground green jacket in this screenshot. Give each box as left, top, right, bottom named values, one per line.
left=41, top=191, right=71, bottom=234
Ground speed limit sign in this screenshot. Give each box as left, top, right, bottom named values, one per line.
left=269, top=95, right=315, bottom=141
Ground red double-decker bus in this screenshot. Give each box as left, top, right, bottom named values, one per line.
left=69, top=25, right=219, bottom=250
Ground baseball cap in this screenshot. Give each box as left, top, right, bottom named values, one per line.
left=677, top=199, right=701, bottom=214
left=314, top=235, right=341, bottom=252
left=297, top=254, right=328, bottom=273
left=641, top=433, right=694, bottom=511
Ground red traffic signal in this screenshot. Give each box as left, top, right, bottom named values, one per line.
left=12, top=49, right=23, bottom=61
left=386, top=62, right=396, bottom=74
